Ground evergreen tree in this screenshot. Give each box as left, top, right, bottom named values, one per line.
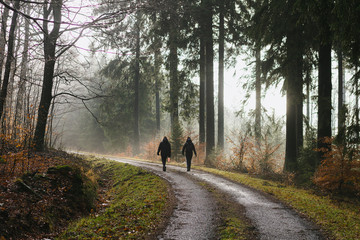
left=247, top=0, right=302, bottom=172
left=170, top=119, right=183, bottom=161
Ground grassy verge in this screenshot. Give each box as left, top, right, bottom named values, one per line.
left=59, top=156, right=174, bottom=239
left=74, top=154, right=258, bottom=239
left=194, top=166, right=360, bottom=240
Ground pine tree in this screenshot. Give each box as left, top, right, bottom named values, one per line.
left=171, top=119, right=183, bottom=161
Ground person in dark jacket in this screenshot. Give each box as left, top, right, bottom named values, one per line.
left=157, top=136, right=171, bottom=171
left=182, top=137, right=197, bottom=171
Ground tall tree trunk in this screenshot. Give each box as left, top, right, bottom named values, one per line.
left=47, top=79, right=60, bottom=148
left=284, top=14, right=303, bottom=172
left=4, top=54, right=17, bottom=136
left=337, top=50, right=345, bottom=142
left=0, top=1, right=10, bottom=89
left=255, top=47, right=261, bottom=144
left=133, top=8, right=141, bottom=155
left=0, top=0, right=20, bottom=121
left=305, top=71, right=311, bottom=125
left=217, top=3, right=224, bottom=149
left=317, top=36, right=332, bottom=159
left=199, top=36, right=206, bottom=143
left=14, top=4, right=30, bottom=139
left=204, top=0, right=215, bottom=164
left=355, top=64, right=359, bottom=140
left=155, top=51, right=161, bottom=132
left=33, top=0, right=62, bottom=151
left=296, top=77, right=304, bottom=154
left=316, top=0, right=333, bottom=162
left=151, top=13, right=161, bottom=133
left=169, top=11, right=179, bottom=127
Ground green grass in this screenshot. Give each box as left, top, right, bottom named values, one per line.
left=63, top=154, right=360, bottom=239
left=194, top=166, right=360, bottom=240
left=59, top=156, right=171, bottom=239
left=220, top=218, right=251, bottom=240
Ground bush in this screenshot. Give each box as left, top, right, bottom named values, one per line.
left=228, top=131, right=283, bottom=175
left=141, top=136, right=160, bottom=161
left=313, top=137, right=360, bottom=196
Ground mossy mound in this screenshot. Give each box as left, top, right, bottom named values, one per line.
left=0, top=164, right=97, bottom=239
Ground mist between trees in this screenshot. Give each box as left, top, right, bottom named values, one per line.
left=0, top=0, right=359, bottom=194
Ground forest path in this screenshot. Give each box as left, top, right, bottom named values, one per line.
left=107, top=157, right=325, bottom=240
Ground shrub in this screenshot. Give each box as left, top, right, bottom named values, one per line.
left=141, top=136, right=160, bottom=161
left=313, top=137, right=360, bottom=196
left=227, top=129, right=251, bottom=172
left=228, top=131, right=283, bottom=175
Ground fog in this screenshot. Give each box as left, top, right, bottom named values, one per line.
left=51, top=44, right=287, bottom=175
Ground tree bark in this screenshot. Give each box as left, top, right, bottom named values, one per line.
left=155, top=51, right=161, bottom=132
left=217, top=3, right=224, bottom=149
left=133, top=8, right=141, bottom=155
left=204, top=0, right=215, bottom=164
left=0, top=1, right=10, bottom=89
left=14, top=4, right=30, bottom=139
left=169, top=10, right=179, bottom=127
left=317, top=38, right=332, bottom=156
left=33, top=0, right=62, bottom=151
left=151, top=13, right=161, bottom=133
left=0, top=0, right=20, bottom=121
left=355, top=64, right=359, bottom=140
left=199, top=36, right=206, bottom=143
left=284, top=13, right=303, bottom=172
left=305, top=71, right=311, bottom=125
left=316, top=0, right=333, bottom=162
left=337, top=50, right=345, bottom=142
left=255, top=47, right=261, bottom=144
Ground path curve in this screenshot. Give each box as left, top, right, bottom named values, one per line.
left=107, top=157, right=218, bottom=240
left=108, top=157, right=325, bottom=240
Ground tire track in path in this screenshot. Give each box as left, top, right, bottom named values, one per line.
left=109, top=157, right=218, bottom=240
left=108, top=157, right=325, bottom=240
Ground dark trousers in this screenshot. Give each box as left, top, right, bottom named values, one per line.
left=186, top=156, right=192, bottom=170
left=161, top=156, right=167, bottom=167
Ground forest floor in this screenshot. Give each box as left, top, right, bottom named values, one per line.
left=0, top=151, right=102, bottom=239
left=0, top=151, right=175, bottom=240
left=1, top=150, right=360, bottom=239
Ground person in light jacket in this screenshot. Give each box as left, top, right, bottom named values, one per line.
left=182, top=137, right=197, bottom=171
left=157, top=136, right=171, bottom=171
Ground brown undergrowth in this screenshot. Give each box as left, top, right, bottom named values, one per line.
left=0, top=150, right=100, bottom=240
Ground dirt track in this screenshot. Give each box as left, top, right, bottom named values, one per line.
left=109, top=157, right=325, bottom=240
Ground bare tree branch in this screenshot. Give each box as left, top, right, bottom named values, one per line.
left=82, top=99, right=103, bottom=126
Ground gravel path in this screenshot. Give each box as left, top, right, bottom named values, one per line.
left=108, top=157, right=218, bottom=240
left=108, top=157, right=325, bottom=240
left=190, top=170, right=324, bottom=240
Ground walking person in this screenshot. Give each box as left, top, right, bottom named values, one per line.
left=157, top=136, right=171, bottom=171
left=182, top=137, right=197, bottom=171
